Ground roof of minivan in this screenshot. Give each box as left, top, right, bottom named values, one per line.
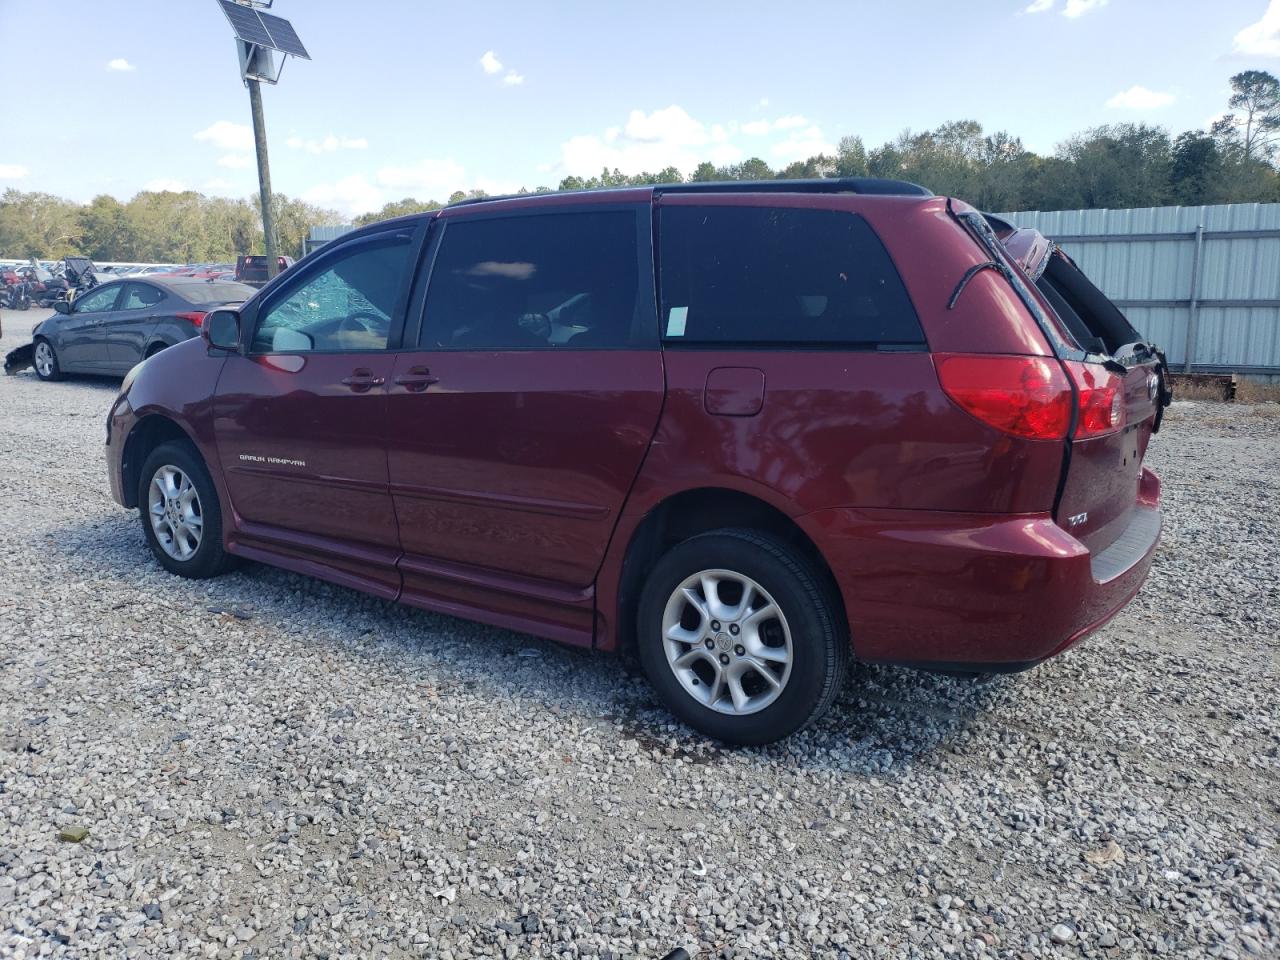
left=448, top=177, right=932, bottom=209
left=321, top=177, right=936, bottom=251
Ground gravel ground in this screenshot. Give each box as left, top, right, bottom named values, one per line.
left=0, top=307, right=1276, bottom=960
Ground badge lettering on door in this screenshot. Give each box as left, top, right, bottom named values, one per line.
left=240, top=453, right=307, bottom=468
left=1066, top=512, right=1088, bottom=527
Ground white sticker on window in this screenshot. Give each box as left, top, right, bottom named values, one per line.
left=666, top=306, right=688, bottom=337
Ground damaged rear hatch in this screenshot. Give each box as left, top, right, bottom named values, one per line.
left=964, top=211, right=1171, bottom=573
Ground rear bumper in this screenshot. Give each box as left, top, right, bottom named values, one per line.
left=797, top=468, right=1162, bottom=668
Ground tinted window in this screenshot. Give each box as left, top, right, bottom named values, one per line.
left=421, top=210, right=647, bottom=350
left=73, top=284, right=121, bottom=313
left=659, top=206, right=924, bottom=346
left=121, top=283, right=164, bottom=310
left=251, top=236, right=411, bottom=353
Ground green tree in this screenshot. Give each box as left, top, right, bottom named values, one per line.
left=835, top=136, right=869, bottom=177
left=1213, top=70, right=1280, bottom=162
left=78, top=195, right=135, bottom=260
left=354, top=197, right=443, bottom=227
left=1057, top=123, right=1172, bottom=209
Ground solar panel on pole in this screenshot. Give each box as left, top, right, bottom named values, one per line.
left=259, top=10, right=311, bottom=60
left=218, top=0, right=274, bottom=49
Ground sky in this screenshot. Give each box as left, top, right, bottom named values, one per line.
left=3, top=0, right=1280, bottom=218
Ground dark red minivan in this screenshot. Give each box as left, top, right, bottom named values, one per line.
left=105, top=179, right=1170, bottom=744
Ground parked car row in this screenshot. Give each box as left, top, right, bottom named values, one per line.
left=0, top=254, right=295, bottom=293
left=4, top=179, right=1172, bottom=744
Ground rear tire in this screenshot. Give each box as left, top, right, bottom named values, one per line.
left=33, top=338, right=62, bottom=381
left=138, top=441, right=236, bottom=579
left=637, top=528, right=849, bottom=746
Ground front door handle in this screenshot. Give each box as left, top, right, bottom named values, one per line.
left=393, top=365, right=439, bottom=393
left=341, top=368, right=386, bottom=393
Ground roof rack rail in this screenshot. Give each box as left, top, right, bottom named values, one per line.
left=656, top=177, right=932, bottom=197
left=446, top=177, right=932, bottom=208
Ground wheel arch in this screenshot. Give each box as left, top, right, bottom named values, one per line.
left=119, top=414, right=201, bottom=509
left=611, top=486, right=847, bottom=660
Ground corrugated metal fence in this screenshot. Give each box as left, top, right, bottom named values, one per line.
left=994, top=203, right=1280, bottom=373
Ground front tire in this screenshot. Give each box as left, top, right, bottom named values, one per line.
left=138, top=441, right=235, bottom=579
left=637, top=528, right=849, bottom=745
left=32, top=338, right=62, bottom=381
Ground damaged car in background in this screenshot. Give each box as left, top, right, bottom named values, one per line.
left=4, top=275, right=255, bottom=379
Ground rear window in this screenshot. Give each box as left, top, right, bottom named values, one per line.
left=659, top=205, right=924, bottom=346
left=186, top=282, right=255, bottom=304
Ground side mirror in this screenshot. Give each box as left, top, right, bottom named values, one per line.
left=53, top=300, right=70, bottom=315
left=203, top=309, right=241, bottom=351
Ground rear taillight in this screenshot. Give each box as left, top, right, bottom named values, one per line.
left=176, top=311, right=207, bottom=328
left=1063, top=360, right=1124, bottom=438
left=935, top=353, right=1073, bottom=441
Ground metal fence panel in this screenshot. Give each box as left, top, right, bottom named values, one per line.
left=994, top=203, right=1280, bottom=372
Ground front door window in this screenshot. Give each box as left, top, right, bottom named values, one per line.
left=251, top=238, right=411, bottom=354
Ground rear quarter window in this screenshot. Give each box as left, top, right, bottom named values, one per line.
left=658, top=205, right=924, bottom=347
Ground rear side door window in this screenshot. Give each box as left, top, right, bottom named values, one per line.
left=120, top=283, right=164, bottom=311
left=658, top=205, right=925, bottom=348
left=420, top=209, right=653, bottom=350
left=251, top=234, right=413, bottom=354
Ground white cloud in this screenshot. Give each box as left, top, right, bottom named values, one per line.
left=303, top=159, right=511, bottom=215
left=144, top=178, right=186, bottom=193
left=303, top=174, right=385, bottom=217
left=1233, top=0, right=1280, bottom=56
left=1063, top=0, right=1107, bottom=17
left=1024, top=0, right=1054, bottom=12
left=106, top=58, right=135, bottom=72
left=772, top=126, right=838, bottom=162
left=217, top=154, right=253, bottom=169
left=194, top=120, right=254, bottom=153
left=377, top=157, right=468, bottom=196
left=286, top=134, right=369, bottom=154
left=1106, top=85, right=1176, bottom=110
left=758, top=97, right=770, bottom=108
left=202, top=177, right=235, bottom=193
left=0, top=163, right=29, bottom=179
left=623, top=105, right=709, bottom=145
left=556, top=106, right=755, bottom=177
left=480, top=51, right=524, bottom=85
left=743, top=116, right=811, bottom=136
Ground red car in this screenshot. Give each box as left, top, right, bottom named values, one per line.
left=104, top=180, right=1170, bottom=744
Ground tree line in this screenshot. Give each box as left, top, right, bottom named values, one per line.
left=4, top=70, right=1279, bottom=262
left=0, top=190, right=339, bottom=263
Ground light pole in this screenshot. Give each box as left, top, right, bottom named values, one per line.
left=247, top=78, right=278, bottom=279
left=215, top=0, right=310, bottom=280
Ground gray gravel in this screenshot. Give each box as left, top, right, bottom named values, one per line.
left=1, top=307, right=1277, bottom=959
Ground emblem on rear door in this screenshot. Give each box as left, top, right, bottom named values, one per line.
left=1067, top=512, right=1089, bottom=527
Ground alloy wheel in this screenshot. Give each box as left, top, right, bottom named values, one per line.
left=660, top=568, right=794, bottom=716
left=147, top=465, right=203, bottom=561
left=34, top=341, right=54, bottom=378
